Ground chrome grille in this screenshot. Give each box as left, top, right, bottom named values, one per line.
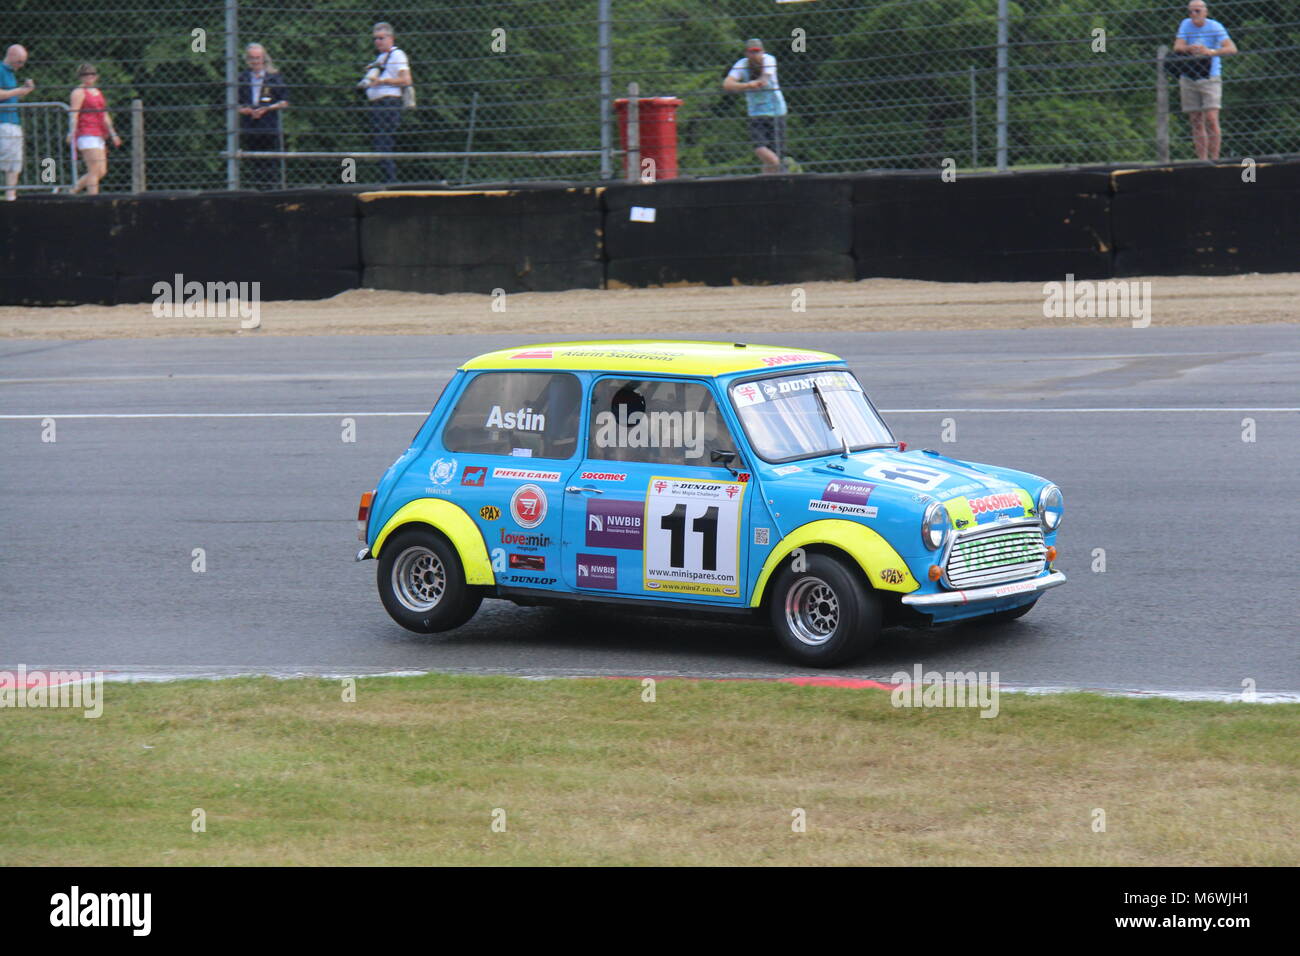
left=944, top=522, right=1046, bottom=589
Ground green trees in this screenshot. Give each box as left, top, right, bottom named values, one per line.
left=8, top=0, right=1295, bottom=189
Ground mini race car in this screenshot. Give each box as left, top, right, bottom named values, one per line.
left=356, top=341, right=1065, bottom=665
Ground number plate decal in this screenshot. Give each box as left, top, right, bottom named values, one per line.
left=643, top=477, right=746, bottom=598
left=860, top=461, right=950, bottom=491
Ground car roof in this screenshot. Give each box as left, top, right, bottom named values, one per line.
left=459, top=340, right=843, bottom=377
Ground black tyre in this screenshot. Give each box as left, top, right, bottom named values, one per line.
left=984, top=599, right=1038, bottom=625
left=768, top=553, right=882, bottom=667
left=377, top=527, right=483, bottom=633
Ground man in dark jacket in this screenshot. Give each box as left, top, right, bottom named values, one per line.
left=237, top=43, right=288, bottom=189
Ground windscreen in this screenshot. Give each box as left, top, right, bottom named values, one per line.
left=730, top=369, right=893, bottom=461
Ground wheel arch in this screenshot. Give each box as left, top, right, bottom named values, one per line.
left=372, top=498, right=496, bottom=586
left=749, top=519, right=919, bottom=608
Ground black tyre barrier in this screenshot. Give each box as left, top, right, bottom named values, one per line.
left=603, top=177, right=852, bottom=263
left=7, top=162, right=1300, bottom=307
left=359, top=188, right=602, bottom=293
left=364, top=261, right=605, bottom=295
left=2, top=189, right=360, bottom=305
left=606, top=253, right=855, bottom=288
left=1111, top=161, right=1300, bottom=276
left=1, top=195, right=117, bottom=305
left=853, top=170, right=1113, bottom=281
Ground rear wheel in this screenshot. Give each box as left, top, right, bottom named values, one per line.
left=377, top=527, right=482, bottom=633
left=768, top=553, right=881, bottom=667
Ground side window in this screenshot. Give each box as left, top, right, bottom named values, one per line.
left=443, top=371, right=581, bottom=460
left=587, top=378, right=737, bottom=467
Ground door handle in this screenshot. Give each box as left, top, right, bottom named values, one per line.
left=565, top=485, right=605, bottom=494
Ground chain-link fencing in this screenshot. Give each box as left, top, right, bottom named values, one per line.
left=6, top=0, right=1298, bottom=192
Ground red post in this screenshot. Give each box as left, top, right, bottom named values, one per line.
left=614, top=97, right=681, bottom=181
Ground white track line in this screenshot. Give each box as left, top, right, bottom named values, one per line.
left=1, top=407, right=1297, bottom=420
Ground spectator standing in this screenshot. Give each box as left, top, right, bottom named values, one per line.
left=1175, top=1, right=1236, bottom=160
left=722, top=38, right=788, bottom=175
left=237, top=43, right=289, bottom=189
left=1, top=44, right=36, bottom=201
left=362, top=22, right=410, bottom=185
left=67, top=64, right=122, bottom=196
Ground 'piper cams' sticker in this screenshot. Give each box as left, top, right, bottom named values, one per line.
left=643, top=477, right=745, bottom=598
left=510, top=483, right=548, bottom=530
left=492, top=467, right=561, bottom=482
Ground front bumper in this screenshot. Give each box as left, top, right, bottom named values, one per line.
left=900, top=570, right=1066, bottom=607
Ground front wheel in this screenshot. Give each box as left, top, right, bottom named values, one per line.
left=768, top=553, right=882, bottom=667
left=377, top=527, right=483, bottom=633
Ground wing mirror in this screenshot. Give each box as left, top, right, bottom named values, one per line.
left=710, top=448, right=741, bottom=476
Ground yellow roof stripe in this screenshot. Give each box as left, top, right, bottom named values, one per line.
left=459, top=340, right=843, bottom=377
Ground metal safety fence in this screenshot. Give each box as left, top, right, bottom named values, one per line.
left=7, top=103, right=77, bottom=192
left=5, top=0, right=1299, bottom=192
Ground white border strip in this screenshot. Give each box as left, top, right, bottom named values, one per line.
left=38, top=667, right=1298, bottom=704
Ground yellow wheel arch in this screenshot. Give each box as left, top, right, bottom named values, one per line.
left=749, top=519, right=919, bottom=607
left=371, top=499, right=496, bottom=586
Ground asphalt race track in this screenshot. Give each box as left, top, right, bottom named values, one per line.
left=2, top=326, right=1297, bottom=696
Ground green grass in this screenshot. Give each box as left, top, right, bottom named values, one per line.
left=2, top=674, right=1296, bottom=866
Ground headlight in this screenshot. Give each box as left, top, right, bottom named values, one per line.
left=922, top=501, right=950, bottom=550
left=1037, top=484, right=1063, bottom=532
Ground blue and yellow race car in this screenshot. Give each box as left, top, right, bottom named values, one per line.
left=356, top=341, right=1065, bottom=665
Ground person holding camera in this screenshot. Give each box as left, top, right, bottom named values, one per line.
left=1175, top=1, right=1236, bottom=160
left=361, top=21, right=411, bottom=185
left=722, top=38, right=789, bottom=175
left=1, top=44, right=36, bottom=202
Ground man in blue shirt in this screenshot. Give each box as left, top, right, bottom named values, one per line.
left=723, top=38, right=789, bottom=174
left=1174, top=1, right=1236, bottom=160
left=1, top=44, right=36, bottom=201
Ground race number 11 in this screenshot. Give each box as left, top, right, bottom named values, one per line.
left=660, top=503, right=719, bottom=570
left=643, top=478, right=745, bottom=597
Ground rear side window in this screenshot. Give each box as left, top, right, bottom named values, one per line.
left=443, top=371, right=582, bottom=460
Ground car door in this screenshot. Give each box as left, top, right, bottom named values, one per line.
left=560, top=376, right=752, bottom=604
left=438, top=369, right=584, bottom=591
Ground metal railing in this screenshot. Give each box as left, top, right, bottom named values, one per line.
left=9, top=100, right=149, bottom=193
left=9, top=102, right=76, bottom=193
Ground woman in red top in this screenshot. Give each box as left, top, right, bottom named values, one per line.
left=67, top=63, right=121, bottom=195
